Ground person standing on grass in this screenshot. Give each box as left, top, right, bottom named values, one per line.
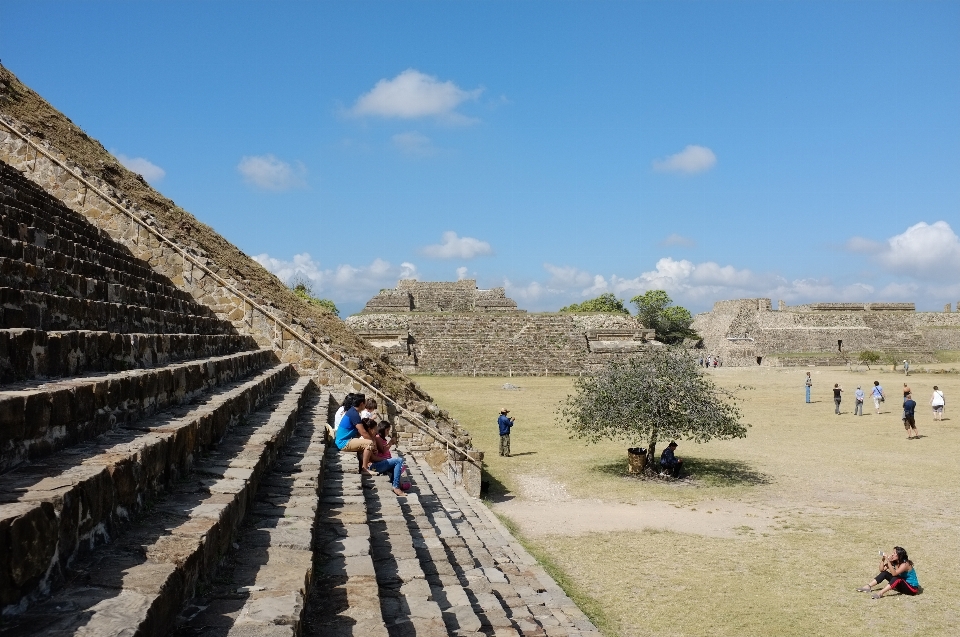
left=498, top=408, right=515, bottom=457
left=833, top=383, right=843, bottom=414
left=805, top=372, right=813, bottom=403
left=857, top=546, right=920, bottom=598
left=903, top=360, right=910, bottom=376
left=855, top=386, right=865, bottom=416
left=931, top=385, right=945, bottom=421
left=871, top=381, right=885, bottom=414
left=903, top=393, right=919, bottom=439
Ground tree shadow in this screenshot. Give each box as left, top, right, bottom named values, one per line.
left=591, top=457, right=771, bottom=487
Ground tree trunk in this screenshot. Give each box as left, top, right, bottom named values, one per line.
left=645, top=429, right=659, bottom=473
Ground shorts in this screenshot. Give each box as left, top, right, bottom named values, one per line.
left=933, top=405, right=944, bottom=413
left=338, top=437, right=376, bottom=453
left=903, top=415, right=916, bottom=428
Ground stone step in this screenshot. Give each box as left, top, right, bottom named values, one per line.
left=0, top=287, right=228, bottom=335
left=367, top=479, right=478, bottom=637
left=0, top=329, right=258, bottom=385
left=0, top=375, right=315, bottom=637
left=0, top=255, right=208, bottom=313
left=0, top=362, right=295, bottom=613
left=300, top=448, right=390, bottom=637
left=0, top=348, right=276, bottom=472
left=171, top=388, right=330, bottom=636
left=401, top=457, right=601, bottom=637
left=0, top=211, right=181, bottom=292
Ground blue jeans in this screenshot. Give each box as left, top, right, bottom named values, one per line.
left=370, top=457, right=405, bottom=488
left=806, top=386, right=811, bottom=403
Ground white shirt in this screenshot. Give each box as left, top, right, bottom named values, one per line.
left=932, top=390, right=945, bottom=407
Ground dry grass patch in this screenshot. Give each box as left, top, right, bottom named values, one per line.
left=416, top=368, right=960, bottom=636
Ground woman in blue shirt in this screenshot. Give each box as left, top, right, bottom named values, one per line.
left=857, top=546, right=920, bottom=598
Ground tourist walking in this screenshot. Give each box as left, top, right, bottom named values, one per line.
left=931, top=386, right=945, bottom=421
left=805, top=372, right=812, bottom=403
left=854, top=386, right=864, bottom=416
left=498, top=408, right=515, bottom=457
left=857, top=546, right=921, bottom=598
left=903, top=360, right=910, bottom=376
left=871, top=381, right=885, bottom=414
left=903, top=393, right=919, bottom=439
left=833, top=383, right=843, bottom=414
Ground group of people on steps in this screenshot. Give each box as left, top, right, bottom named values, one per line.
left=331, top=393, right=409, bottom=496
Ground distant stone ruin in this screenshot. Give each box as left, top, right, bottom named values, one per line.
left=349, top=280, right=657, bottom=375
left=363, top=278, right=519, bottom=313
left=693, top=298, right=960, bottom=366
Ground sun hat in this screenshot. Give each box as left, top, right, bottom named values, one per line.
left=501, top=408, right=510, bottom=413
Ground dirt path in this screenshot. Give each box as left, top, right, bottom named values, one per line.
left=492, top=473, right=777, bottom=538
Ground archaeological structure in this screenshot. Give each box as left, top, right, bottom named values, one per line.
left=347, top=279, right=657, bottom=375
left=0, top=65, right=599, bottom=637
left=693, top=298, right=960, bottom=366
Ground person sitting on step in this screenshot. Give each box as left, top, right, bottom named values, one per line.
left=360, top=418, right=406, bottom=496
left=334, top=394, right=376, bottom=475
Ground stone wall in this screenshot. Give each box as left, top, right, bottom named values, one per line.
left=693, top=298, right=960, bottom=366
left=347, top=310, right=656, bottom=375
left=363, top=279, right=519, bottom=313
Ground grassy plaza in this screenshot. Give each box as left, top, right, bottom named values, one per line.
left=415, top=366, right=960, bottom=637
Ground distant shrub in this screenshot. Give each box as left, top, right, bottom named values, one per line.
left=559, top=293, right=630, bottom=315
left=290, top=277, right=339, bottom=317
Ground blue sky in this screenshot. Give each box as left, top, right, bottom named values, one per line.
left=3, top=1, right=959, bottom=316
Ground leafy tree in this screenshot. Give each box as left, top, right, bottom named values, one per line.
left=290, top=277, right=339, bottom=317
left=630, top=290, right=698, bottom=344
left=857, top=350, right=881, bottom=370
left=559, top=293, right=630, bottom=315
left=559, top=347, right=748, bottom=469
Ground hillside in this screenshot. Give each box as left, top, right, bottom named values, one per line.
left=0, top=63, right=428, bottom=405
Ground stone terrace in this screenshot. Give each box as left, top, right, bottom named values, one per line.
left=0, top=121, right=597, bottom=635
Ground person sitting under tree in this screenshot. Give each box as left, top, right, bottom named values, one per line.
left=857, top=546, right=921, bottom=598
left=660, top=441, right=683, bottom=478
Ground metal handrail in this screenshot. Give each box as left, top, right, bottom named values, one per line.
left=0, top=116, right=480, bottom=468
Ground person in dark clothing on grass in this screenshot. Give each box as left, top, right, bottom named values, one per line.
left=498, top=408, right=514, bottom=457
left=903, top=393, right=919, bottom=439
left=660, top=441, right=683, bottom=478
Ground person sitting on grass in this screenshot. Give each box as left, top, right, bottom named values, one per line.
left=359, top=418, right=406, bottom=496
left=857, top=546, right=921, bottom=598
left=659, top=441, right=683, bottom=478
left=334, top=394, right=376, bottom=475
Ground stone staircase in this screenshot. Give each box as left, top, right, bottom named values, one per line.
left=0, top=156, right=599, bottom=636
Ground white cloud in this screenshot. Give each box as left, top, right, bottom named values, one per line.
left=421, top=231, right=493, bottom=259
left=456, top=266, right=469, bottom=280
left=392, top=131, right=436, bottom=156
left=116, top=154, right=165, bottom=184
left=849, top=221, right=960, bottom=280
left=253, top=252, right=418, bottom=303
left=238, top=154, right=306, bottom=191
left=544, top=264, right=594, bottom=289
left=653, top=145, right=717, bottom=174
left=660, top=233, right=697, bottom=247
left=351, top=69, right=483, bottom=123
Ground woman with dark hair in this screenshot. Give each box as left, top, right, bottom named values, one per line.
left=359, top=419, right=406, bottom=497
left=857, top=546, right=921, bottom=598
